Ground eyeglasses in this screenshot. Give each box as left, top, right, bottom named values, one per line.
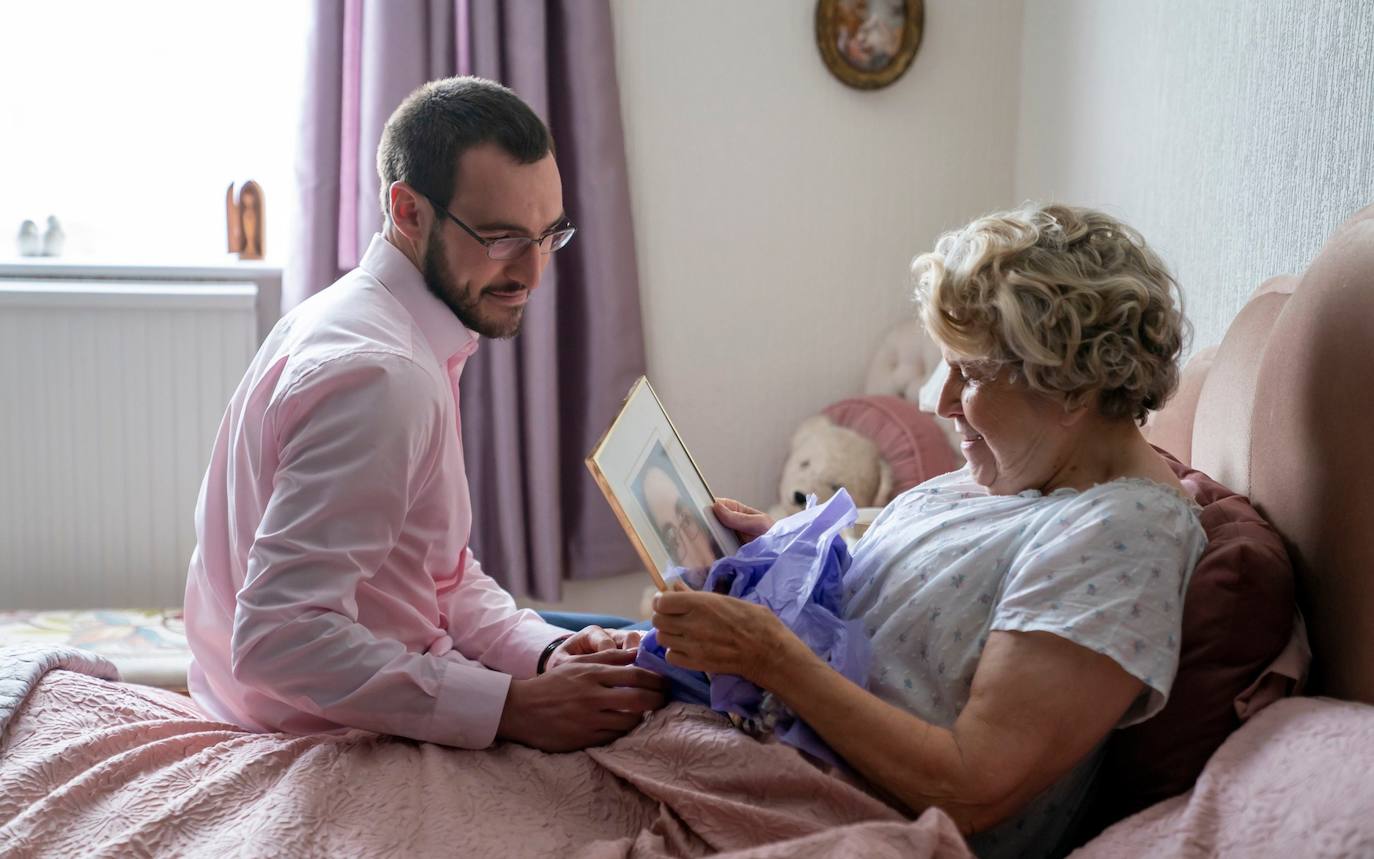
left=660, top=502, right=704, bottom=562
left=424, top=194, right=576, bottom=260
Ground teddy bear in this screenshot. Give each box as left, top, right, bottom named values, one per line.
left=768, top=414, right=894, bottom=520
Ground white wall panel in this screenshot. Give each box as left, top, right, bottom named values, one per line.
left=611, top=0, right=1024, bottom=510
left=0, top=282, right=257, bottom=609
left=1016, top=0, right=1374, bottom=355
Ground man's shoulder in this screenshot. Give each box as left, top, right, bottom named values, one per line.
left=258, top=272, right=447, bottom=409
left=272, top=271, right=437, bottom=376
left=262, top=343, right=446, bottom=447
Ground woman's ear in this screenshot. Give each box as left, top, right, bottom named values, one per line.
left=1059, top=391, right=1099, bottom=428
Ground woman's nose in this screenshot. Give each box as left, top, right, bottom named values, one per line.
left=936, top=371, right=962, bottom=420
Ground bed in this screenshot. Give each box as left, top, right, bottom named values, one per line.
left=0, top=609, right=189, bottom=690
left=3, top=204, right=1373, bottom=857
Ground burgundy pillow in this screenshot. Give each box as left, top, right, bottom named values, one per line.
left=1081, top=449, right=1296, bottom=830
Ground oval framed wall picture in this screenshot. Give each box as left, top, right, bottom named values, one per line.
left=815, top=0, right=925, bottom=90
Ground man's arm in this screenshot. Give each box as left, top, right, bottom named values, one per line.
left=444, top=550, right=650, bottom=678
left=229, top=355, right=512, bottom=747
left=440, top=549, right=574, bottom=678
left=232, top=355, right=665, bottom=750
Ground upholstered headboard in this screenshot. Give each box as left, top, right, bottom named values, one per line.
left=1143, top=344, right=1216, bottom=468
left=1150, top=203, right=1374, bottom=703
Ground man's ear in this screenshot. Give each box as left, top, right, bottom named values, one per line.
left=388, top=182, right=429, bottom=244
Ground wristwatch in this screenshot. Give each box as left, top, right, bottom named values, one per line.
left=537, top=635, right=572, bottom=674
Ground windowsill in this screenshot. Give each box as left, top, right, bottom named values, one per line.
left=0, top=257, right=284, bottom=341
left=0, top=257, right=283, bottom=280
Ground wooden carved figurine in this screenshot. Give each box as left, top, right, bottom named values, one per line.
left=226, top=180, right=265, bottom=260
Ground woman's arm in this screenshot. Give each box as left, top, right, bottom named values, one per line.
left=653, top=590, right=1143, bottom=834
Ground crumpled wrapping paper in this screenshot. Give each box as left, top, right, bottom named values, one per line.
left=637, top=490, right=871, bottom=764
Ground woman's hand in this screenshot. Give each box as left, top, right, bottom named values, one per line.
left=545, top=625, right=644, bottom=672
left=651, top=583, right=804, bottom=687
left=712, top=498, right=775, bottom=543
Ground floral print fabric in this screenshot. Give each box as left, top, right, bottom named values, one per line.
left=844, top=466, right=1206, bottom=858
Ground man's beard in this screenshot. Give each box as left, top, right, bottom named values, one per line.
left=421, top=225, right=526, bottom=340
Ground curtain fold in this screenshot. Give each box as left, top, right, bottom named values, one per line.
left=290, top=0, right=646, bottom=599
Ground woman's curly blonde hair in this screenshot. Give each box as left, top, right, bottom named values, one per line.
left=912, top=203, right=1187, bottom=424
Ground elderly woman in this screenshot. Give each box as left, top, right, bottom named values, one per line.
left=653, top=204, right=1205, bottom=858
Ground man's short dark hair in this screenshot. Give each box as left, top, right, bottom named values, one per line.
left=376, top=76, right=552, bottom=221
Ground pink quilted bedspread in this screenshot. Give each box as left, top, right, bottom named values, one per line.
left=0, top=647, right=970, bottom=858
left=1072, top=696, right=1374, bottom=858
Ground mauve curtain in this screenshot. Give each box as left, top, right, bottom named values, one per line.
left=289, top=0, right=647, bottom=600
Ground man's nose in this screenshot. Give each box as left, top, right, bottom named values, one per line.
left=505, top=242, right=547, bottom=289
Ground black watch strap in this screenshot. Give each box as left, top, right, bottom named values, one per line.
left=537, top=636, right=571, bottom=674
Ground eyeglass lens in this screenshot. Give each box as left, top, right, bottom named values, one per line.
left=486, top=229, right=575, bottom=260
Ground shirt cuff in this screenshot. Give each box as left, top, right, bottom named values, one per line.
left=429, top=660, right=512, bottom=749
left=484, top=612, right=581, bottom=679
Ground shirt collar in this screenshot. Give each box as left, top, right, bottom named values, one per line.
left=358, top=233, right=479, bottom=365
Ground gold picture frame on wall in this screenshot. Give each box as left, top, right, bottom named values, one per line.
left=586, top=377, right=740, bottom=590
left=815, top=0, right=924, bottom=90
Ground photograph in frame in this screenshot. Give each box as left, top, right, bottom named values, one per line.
left=814, top=0, right=924, bottom=90
left=586, top=377, right=740, bottom=589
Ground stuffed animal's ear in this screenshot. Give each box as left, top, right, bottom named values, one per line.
left=791, top=414, right=834, bottom=446
left=873, top=458, right=894, bottom=507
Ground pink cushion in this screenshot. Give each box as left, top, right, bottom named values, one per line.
left=822, top=396, right=960, bottom=495
left=1081, top=450, right=1296, bottom=831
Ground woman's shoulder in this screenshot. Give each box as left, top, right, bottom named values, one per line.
left=1031, top=477, right=1207, bottom=561
left=1058, top=476, right=1201, bottom=521
left=894, top=467, right=1202, bottom=529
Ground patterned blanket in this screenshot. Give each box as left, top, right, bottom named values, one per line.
left=0, top=644, right=971, bottom=858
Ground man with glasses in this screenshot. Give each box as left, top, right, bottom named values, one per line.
left=184, top=76, right=665, bottom=752
left=635, top=455, right=723, bottom=570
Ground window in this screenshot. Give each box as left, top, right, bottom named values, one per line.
left=1, top=2, right=310, bottom=263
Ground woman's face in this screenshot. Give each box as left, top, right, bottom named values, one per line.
left=936, top=351, right=1075, bottom=495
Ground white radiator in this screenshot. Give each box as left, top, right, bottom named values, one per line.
left=0, top=279, right=262, bottom=609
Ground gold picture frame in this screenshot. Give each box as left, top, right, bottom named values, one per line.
left=815, top=0, right=924, bottom=90
left=586, top=377, right=740, bottom=590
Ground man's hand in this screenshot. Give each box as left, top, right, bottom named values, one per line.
left=497, top=649, right=667, bottom=752
left=712, top=498, right=774, bottom=543
left=544, top=625, right=644, bottom=672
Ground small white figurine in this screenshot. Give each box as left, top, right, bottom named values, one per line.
left=17, top=220, right=41, bottom=256
left=41, top=215, right=65, bottom=257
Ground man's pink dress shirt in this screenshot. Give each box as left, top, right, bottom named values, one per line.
left=184, top=234, right=567, bottom=748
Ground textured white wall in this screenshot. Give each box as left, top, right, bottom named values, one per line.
left=611, top=0, right=1022, bottom=510
left=1016, top=0, right=1374, bottom=355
